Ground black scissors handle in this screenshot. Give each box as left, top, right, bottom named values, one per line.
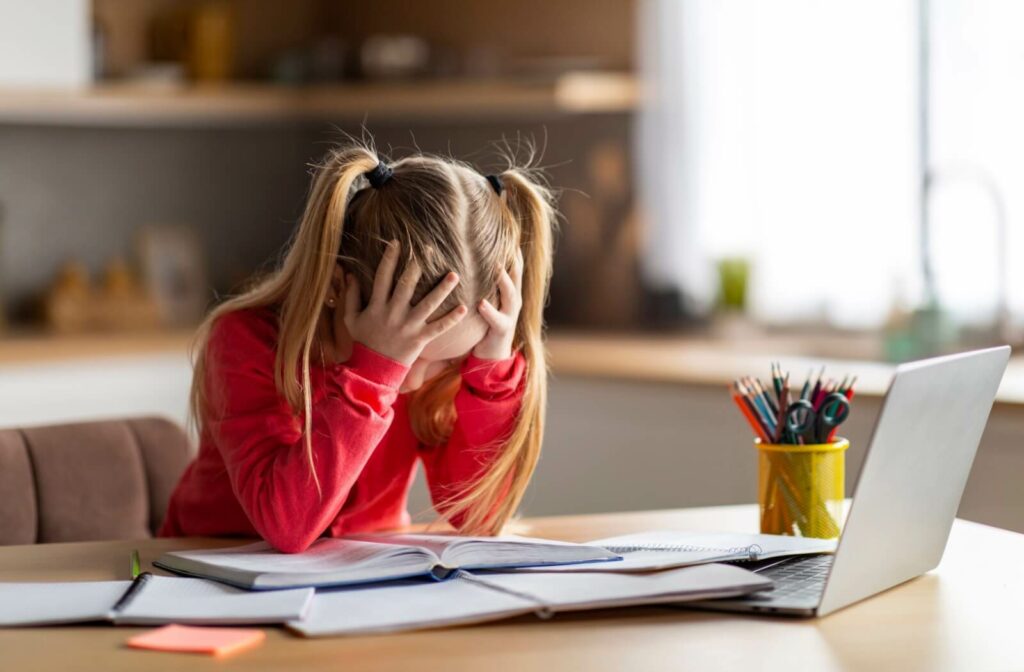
left=784, top=394, right=850, bottom=443
left=784, top=399, right=816, bottom=441
left=813, top=393, right=850, bottom=443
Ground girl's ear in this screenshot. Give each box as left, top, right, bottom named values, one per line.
left=325, top=264, right=345, bottom=306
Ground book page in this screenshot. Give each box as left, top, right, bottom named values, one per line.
left=114, top=576, right=314, bottom=625
left=344, top=533, right=457, bottom=557
left=0, top=580, right=129, bottom=626
left=288, top=574, right=537, bottom=637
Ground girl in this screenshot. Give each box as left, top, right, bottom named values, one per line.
left=160, top=143, right=555, bottom=553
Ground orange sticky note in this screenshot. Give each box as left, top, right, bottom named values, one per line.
left=127, top=624, right=265, bottom=657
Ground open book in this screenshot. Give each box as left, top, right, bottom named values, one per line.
left=516, top=531, right=837, bottom=573
left=288, top=563, right=772, bottom=637
left=0, top=576, right=313, bottom=627
left=155, top=533, right=620, bottom=590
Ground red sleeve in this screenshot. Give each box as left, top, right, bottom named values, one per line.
left=421, top=351, right=526, bottom=529
left=204, top=312, right=408, bottom=553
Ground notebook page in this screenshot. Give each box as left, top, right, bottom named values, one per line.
left=0, top=581, right=129, bottom=626
left=349, top=533, right=619, bottom=569
left=518, top=531, right=837, bottom=573
left=288, top=575, right=537, bottom=637
left=113, top=576, right=314, bottom=625
left=467, top=564, right=772, bottom=612
left=158, top=538, right=436, bottom=589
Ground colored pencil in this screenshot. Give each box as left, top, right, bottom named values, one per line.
left=733, top=390, right=771, bottom=443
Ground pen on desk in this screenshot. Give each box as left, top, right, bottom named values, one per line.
left=112, top=568, right=153, bottom=613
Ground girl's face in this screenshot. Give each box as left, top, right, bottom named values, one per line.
left=419, top=310, right=488, bottom=362
left=402, top=311, right=488, bottom=392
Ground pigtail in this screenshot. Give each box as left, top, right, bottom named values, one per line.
left=438, top=168, right=556, bottom=534
left=189, top=146, right=379, bottom=493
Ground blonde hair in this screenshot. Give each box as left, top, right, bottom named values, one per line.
left=189, top=141, right=555, bottom=535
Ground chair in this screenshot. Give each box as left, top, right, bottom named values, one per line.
left=0, top=417, right=193, bottom=545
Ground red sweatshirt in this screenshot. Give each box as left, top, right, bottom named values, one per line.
left=160, top=307, right=526, bottom=553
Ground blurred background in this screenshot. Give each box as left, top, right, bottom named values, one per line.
left=1, top=1, right=1022, bottom=530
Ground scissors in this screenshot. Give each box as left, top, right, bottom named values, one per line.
left=784, top=393, right=850, bottom=444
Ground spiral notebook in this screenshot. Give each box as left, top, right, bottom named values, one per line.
left=514, top=531, right=837, bottom=573
left=288, top=563, right=772, bottom=637
left=0, top=576, right=313, bottom=627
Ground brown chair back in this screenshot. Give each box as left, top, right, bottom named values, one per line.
left=0, top=417, right=193, bottom=545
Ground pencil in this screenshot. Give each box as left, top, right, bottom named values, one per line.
left=809, top=366, right=824, bottom=405
left=772, top=362, right=784, bottom=400
left=735, top=381, right=774, bottom=440
left=773, top=375, right=790, bottom=444
left=843, top=376, right=858, bottom=400
left=752, top=377, right=779, bottom=416
left=739, top=380, right=777, bottom=436
left=733, top=390, right=771, bottom=443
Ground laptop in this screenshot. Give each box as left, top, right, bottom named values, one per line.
left=692, top=345, right=1011, bottom=617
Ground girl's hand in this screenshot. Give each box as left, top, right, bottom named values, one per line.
left=473, top=252, right=523, bottom=360
left=343, top=240, right=468, bottom=365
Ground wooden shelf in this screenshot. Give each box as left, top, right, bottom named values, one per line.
left=0, top=72, right=639, bottom=127
left=0, top=329, right=193, bottom=366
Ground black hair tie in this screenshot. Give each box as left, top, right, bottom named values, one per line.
left=485, top=174, right=504, bottom=196
left=365, top=162, right=393, bottom=189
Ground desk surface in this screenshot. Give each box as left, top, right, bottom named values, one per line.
left=1, top=505, right=1022, bottom=671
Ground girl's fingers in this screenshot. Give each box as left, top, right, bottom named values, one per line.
left=344, top=274, right=360, bottom=323
left=478, top=298, right=504, bottom=327
left=391, top=258, right=422, bottom=308
left=496, top=269, right=518, bottom=315
left=370, top=240, right=400, bottom=306
left=410, top=272, right=460, bottom=322
left=425, top=304, right=468, bottom=339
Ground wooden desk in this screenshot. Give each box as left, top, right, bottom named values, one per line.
left=1, top=505, right=1022, bottom=671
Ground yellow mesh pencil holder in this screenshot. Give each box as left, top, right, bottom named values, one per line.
left=756, top=438, right=848, bottom=539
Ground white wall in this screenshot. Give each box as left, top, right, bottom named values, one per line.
left=0, top=354, right=191, bottom=429
left=0, top=0, right=91, bottom=87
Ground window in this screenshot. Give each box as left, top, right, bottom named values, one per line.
left=640, top=0, right=1022, bottom=333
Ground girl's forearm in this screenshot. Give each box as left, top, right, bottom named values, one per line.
left=215, top=343, right=408, bottom=553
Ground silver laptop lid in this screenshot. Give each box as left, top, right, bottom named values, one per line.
left=817, top=346, right=1010, bottom=617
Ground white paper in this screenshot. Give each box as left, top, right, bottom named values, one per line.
left=113, top=575, right=314, bottom=625
left=518, top=531, right=837, bottom=573
left=0, top=581, right=129, bottom=626
left=288, top=576, right=536, bottom=637
left=468, top=563, right=773, bottom=612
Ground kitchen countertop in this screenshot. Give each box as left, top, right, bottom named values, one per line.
left=1, top=328, right=1021, bottom=405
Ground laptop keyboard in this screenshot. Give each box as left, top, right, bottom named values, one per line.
left=748, top=554, right=834, bottom=601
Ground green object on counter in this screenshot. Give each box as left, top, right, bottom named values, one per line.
left=717, top=257, right=750, bottom=311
